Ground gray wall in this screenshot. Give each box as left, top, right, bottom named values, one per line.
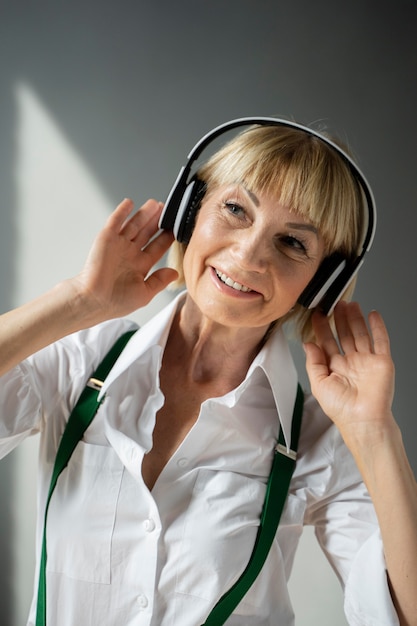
left=1, top=1, right=416, bottom=624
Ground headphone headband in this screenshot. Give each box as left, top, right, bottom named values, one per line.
left=159, top=116, right=377, bottom=314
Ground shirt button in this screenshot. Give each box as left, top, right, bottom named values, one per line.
left=137, top=594, right=148, bottom=609
left=143, top=518, right=156, bottom=533
left=177, top=457, right=189, bottom=468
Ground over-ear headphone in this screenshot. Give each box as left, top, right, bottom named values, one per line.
left=159, top=116, right=376, bottom=314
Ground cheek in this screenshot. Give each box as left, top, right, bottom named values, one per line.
left=270, top=263, right=318, bottom=305
left=192, top=210, right=220, bottom=240
left=182, top=235, right=207, bottom=286
left=182, top=246, right=195, bottom=285
left=184, top=215, right=221, bottom=266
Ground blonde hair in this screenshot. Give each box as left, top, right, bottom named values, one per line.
left=168, top=123, right=366, bottom=341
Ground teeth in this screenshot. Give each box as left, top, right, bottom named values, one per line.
left=215, top=269, right=253, bottom=292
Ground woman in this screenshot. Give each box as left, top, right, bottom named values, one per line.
left=0, top=120, right=416, bottom=625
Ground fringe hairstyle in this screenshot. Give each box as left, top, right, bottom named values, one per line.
left=168, top=123, right=366, bottom=342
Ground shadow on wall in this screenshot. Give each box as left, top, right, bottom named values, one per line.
left=0, top=85, right=17, bottom=626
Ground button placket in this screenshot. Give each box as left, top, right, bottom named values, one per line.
left=136, top=593, right=149, bottom=609
left=143, top=518, right=156, bottom=533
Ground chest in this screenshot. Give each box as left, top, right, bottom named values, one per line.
left=141, top=377, right=222, bottom=490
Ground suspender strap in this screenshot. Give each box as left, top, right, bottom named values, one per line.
left=202, top=383, right=304, bottom=626
left=35, top=330, right=136, bottom=626
left=36, top=329, right=303, bottom=626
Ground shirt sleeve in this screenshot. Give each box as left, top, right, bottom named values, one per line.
left=299, top=394, right=399, bottom=626
left=0, top=360, right=42, bottom=458
left=0, top=318, right=137, bottom=460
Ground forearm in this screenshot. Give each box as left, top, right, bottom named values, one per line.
left=0, top=279, right=103, bottom=377
left=346, top=420, right=417, bottom=626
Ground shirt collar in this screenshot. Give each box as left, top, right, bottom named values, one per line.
left=246, top=329, right=298, bottom=451
left=98, top=291, right=184, bottom=399
left=99, top=291, right=299, bottom=450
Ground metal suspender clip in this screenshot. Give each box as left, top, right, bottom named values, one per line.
left=86, top=377, right=104, bottom=391
left=275, top=443, right=297, bottom=461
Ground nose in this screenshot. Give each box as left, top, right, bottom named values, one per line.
left=231, top=229, right=270, bottom=273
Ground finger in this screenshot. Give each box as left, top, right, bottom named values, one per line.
left=311, top=309, right=340, bottom=360
left=106, top=198, right=136, bottom=231
left=303, top=341, right=330, bottom=384
left=368, top=309, right=391, bottom=356
left=334, top=301, right=372, bottom=354
left=332, top=301, right=355, bottom=353
left=144, top=267, right=179, bottom=300
left=141, top=229, right=175, bottom=268
left=119, top=199, right=161, bottom=243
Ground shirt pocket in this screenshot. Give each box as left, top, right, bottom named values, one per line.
left=46, top=441, right=124, bottom=584
left=174, top=469, right=267, bottom=604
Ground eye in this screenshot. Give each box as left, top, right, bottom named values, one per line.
left=280, top=235, right=308, bottom=253
left=224, top=201, right=245, bottom=217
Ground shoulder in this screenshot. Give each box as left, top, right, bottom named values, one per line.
left=27, top=318, right=139, bottom=393
left=59, top=318, right=139, bottom=362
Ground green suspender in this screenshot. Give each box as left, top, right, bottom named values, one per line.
left=36, top=331, right=304, bottom=626
left=35, top=330, right=136, bottom=626
left=202, top=383, right=304, bottom=625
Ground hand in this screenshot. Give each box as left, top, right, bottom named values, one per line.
left=303, top=301, right=395, bottom=445
left=305, top=302, right=417, bottom=625
left=71, top=198, right=178, bottom=322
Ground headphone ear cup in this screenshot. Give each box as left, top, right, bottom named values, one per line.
left=318, top=256, right=363, bottom=315
left=174, top=178, right=207, bottom=243
left=298, top=252, right=347, bottom=312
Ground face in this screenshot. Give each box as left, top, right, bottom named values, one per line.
left=182, top=184, right=326, bottom=334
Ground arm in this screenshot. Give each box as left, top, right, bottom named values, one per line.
left=304, top=301, right=417, bottom=626
left=0, top=198, right=177, bottom=377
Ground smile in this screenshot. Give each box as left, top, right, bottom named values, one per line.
left=214, top=269, right=253, bottom=293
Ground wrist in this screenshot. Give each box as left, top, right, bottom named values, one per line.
left=57, top=278, right=109, bottom=332
left=340, top=417, right=407, bottom=487
left=340, top=415, right=400, bottom=455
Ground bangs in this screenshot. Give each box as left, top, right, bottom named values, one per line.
left=197, top=125, right=363, bottom=256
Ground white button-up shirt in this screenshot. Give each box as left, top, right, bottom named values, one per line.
left=0, top=294, right=398, bottom=625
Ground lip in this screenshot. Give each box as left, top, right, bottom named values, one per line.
left=210, top=266, right=262, bottom=298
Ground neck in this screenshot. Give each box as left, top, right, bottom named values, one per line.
left=165, top=295, right=269, bottom=390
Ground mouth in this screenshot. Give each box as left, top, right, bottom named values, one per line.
left=214, top=268, right=254, bottom=293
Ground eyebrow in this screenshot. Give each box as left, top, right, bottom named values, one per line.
left=244, top=187, right=260, bottom=206
left=286, top=222, right=319, bottom=236
left=241, top=186, right=319, bottom=237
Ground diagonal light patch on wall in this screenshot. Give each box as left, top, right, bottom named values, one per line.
left=12, top=81, right=114, bottom=625
left=13, top=81, right=114, bottom=304
left=11, top=80, right=175, bottom=626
